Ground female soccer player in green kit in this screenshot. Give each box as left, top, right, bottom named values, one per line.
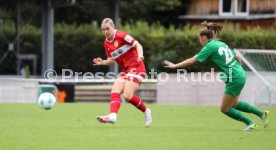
left=164, top=22, right=269, bottom=131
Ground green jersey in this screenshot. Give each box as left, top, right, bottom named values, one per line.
left=195, top=39, right=244, bottom=81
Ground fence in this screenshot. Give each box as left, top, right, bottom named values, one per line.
left=1, top=73, right=275, bottom=105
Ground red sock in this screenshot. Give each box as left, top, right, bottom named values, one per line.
left=110, top=93, right=121, bottom=113
left=128, top=95, right=146, bottom=112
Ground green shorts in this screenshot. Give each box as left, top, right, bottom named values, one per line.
left=224, top=72, right=246, bottom=96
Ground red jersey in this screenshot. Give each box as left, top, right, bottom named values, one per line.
left=103, top=30, right=145, bottom=71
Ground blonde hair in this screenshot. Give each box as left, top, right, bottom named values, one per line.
left=101, top=18, right=115, bottom=28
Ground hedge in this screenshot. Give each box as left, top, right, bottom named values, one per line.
left=0, top=22, right=276, bottom=74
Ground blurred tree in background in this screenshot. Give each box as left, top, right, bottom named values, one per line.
left=119, top=0, right=190, bottom=27
left=0, top=0, right=190, bottom=74
left=1, top=0, right=275, bottom=75
left=0, top=0, right=190, bottom=27
left=1, top=21, right=276, bottom=74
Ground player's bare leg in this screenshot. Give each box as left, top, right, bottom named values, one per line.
left=123, top=80, right=152, bottom=127
left=221, top=94, right=255, bottom=131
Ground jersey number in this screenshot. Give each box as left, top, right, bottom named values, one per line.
left=218, top=47, right=234, bottom=64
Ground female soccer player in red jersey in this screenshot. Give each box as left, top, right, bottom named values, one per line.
left=93, top=18, right=152, bottom=127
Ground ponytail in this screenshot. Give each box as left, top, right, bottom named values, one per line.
left=200, top=21, right=223, bottom=39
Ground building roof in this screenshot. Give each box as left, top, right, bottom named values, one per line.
left=179, top=14, right=276, bottom=20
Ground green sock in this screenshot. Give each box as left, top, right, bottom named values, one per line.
left=235, top=101, right=263, bottom=117
left=224, top=108, right=253, bottom=125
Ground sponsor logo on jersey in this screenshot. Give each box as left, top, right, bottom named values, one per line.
left=114, top=41, right=118, bottom=48
left=117, top=49, right=123, bottom=54
left=111, top=52, right=118, bottom=58
left=124, top=35, right=133, bottom=43
left=110, top=44, right=134, bottom=59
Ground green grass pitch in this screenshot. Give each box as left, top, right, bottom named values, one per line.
left=0, top=103, right=275, bottom=150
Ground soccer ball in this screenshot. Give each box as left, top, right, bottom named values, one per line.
left=38, top=92, right=56, bottom=110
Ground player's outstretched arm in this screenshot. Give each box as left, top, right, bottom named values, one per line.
left=92, top=57, right=115, bottom=66
left=136, top=42, right=144, bottom=62
left=164, top=58, right=197, bottom=69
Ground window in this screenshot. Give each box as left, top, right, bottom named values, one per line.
left=219, top=0, right=233, bottom=16
left=222, top=0, right=233, bottom=13
left=235, top=0, right=249, bottom=16
left=219, top=0, right=249, bottom=16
